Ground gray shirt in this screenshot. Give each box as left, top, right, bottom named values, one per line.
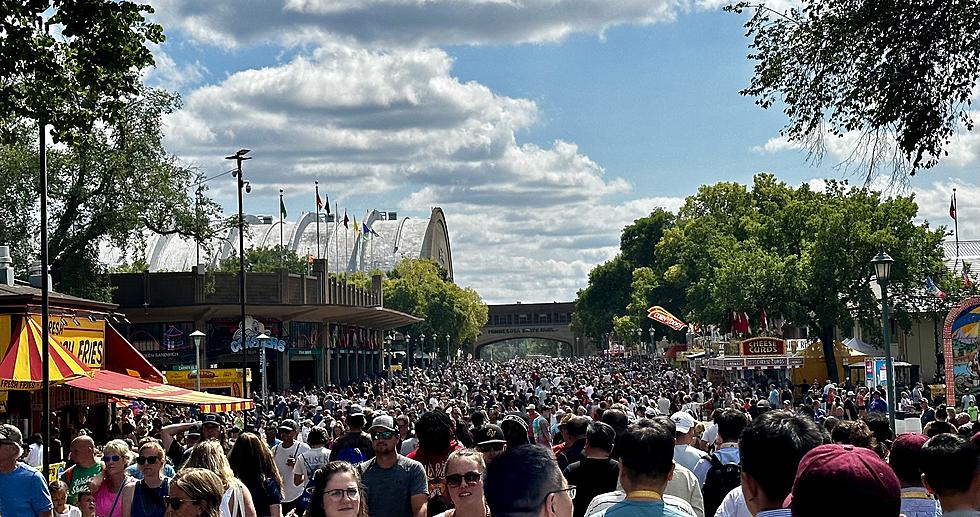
left=357, top=455, right=428, bottom=517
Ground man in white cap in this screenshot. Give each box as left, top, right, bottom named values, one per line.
left=0, top=423, right=53, bottom=517
left=671, top=411, right=707, bottom=472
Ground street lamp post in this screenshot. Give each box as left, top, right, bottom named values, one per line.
left=256, top=332, right=270, bottom=406
left=446, top=334, right=451, bottom=363
left=406, top=333, right=412, bottom=369
left=648, top=328, right=655, bottom=357
left=872, top=250, right=897, bottom=434
left=190, top=330, right=206, bottom=392
left=433, top=333, right=439, bottom=366
left=420, top=332, right=426, bottom=367
left=226, top=148, right=252, bottom=396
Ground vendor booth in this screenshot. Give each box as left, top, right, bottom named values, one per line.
left=793, top=339, right=870, bottom=386
left=704, top=337, right=804, bottom=383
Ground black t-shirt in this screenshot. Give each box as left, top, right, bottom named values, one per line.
left=563, top=457, right=620, bottom=517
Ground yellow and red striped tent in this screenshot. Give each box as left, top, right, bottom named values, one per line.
left=0, top=318, right=92, bottom=390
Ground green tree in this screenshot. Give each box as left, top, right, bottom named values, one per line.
left=727, top=1, right=980, bottom=180
left=1, top=0, right=164, bottom=142
left=658, top=173, right=946, bottom=380
left=218, top=245, right=308, bottom=275
left=384, top=259, right=488, bottom=358
left=0, top=90, right=222, bottom=300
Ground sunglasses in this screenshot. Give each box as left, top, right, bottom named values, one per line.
left=445, top=472, right=482, bottom=487
left=477, top=443, right=504, bottom=453
left=103, top=455, right=123, bottom=463
left=136, top=456, right=160, bottom=465
left=164, top=497, right=199, bottom=510
left=324, top=488, right=359, bottom=501
left=371, top=430, right=397, bottom=440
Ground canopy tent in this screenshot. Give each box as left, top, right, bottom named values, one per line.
left=842, top=337, right=882, bottom=357
left=0, top=318, right=92, bottom=389
left=792, top=340, right=870, bottom=385
left=66, top=370, right=253, bottom=413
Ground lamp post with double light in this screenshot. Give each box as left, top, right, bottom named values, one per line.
left=872, top=250, right=897, bottom=434
left=226, top=148, right=252, bottom=396
left=190, top=330, right=206, bottom=392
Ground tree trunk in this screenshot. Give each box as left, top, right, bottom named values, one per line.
left=820, top=325, right=839, bottom=383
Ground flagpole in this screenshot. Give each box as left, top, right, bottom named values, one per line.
left=345, top=216, right=349, bottom=274
left=335, top=201, right=340, bottom=274
left=954, top=187, right=960, bottom=272
left=315, top=181, right=322, bottom=260
left=279, top=189, right=284, bottom=269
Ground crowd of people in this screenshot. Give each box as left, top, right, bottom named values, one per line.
left=2, top=354, right=980, bottom=517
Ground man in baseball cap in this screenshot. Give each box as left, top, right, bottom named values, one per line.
left=791, top=444, right=901, bottom=517
left=472, top=425, right=507, bottom=464
left=0, top=423, right=53, bottom=517
left=670, top=411, right=706, bottom=472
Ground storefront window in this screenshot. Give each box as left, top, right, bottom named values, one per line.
left=288, top=321, right=321, bottom=349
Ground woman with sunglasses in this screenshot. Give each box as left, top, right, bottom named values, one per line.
left=164, top=468, right=224, bottom=517
left=304, top=462, right=367, bottom=517
left=90, top=439, right=136, bottom=517
left=122, top=441, right=171, bottom=517
left=434, top=449, right=489, bottom=517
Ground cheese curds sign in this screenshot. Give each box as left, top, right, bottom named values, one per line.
left=646, top=306, right=687, bottom=331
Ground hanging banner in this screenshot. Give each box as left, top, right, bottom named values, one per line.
left=647, top=306, right=687, bottom=331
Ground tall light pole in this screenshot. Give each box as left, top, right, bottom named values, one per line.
left=872, top=250, right=897, bottom=434
left=190, top=330, right=206, bottom=392
left=405, top=333, right=412, bottom=369
left=420, top=332, right=426, bottom=367
left=446, top=334, right=451, bottom=363
left=226, top=148, right=251, bottom=396
left=649, top=327, right=655, bottom=357
left=432, top=333, right=439, bottom=366
left=256, top=332, right=270, bottom=406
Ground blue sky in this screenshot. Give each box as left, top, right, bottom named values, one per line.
left=142, top=1, right=978, bottom=303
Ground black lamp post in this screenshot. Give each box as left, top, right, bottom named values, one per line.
left=226, top=149, right=251, bottom=396
left=872, top=250, right=897, bottom=434
left=405, top=333, right=412, bottom=369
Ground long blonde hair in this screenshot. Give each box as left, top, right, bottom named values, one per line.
left=183, top=441, right=237, bottom=489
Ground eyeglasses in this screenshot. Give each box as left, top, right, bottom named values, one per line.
left=546, top=486, right=577, bottom=500
left=103, top=455, right=123, bottom=463
left=371, top=430, right=397, bottom=440
left=324, top=488, right=359, bottom=501
left=163, top=497, right=198, bottom=510
left=476, top=443, right=504, bottom=453
left=445, top=472, right=482, bottom=487
left=136, top=456, right=160, bottom=465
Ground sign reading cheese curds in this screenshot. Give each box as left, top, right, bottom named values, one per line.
left=740, top=337, right=786, bottom=356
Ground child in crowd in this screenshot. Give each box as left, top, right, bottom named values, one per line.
left=50, top=481, right=82, bottom=517
left=76, top=491, right=96, bottom=517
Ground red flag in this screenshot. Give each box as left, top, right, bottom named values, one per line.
left=317, top=193, right=324, bottom=210
left=343, top=211, right=349, bottom=228
left=965, top=271, right=974, bottom=288
left=760, top=309, right=769, bottom=331
left=950, top=194, right=957, bottom=220
left=740, top=312, right=750, bottom=334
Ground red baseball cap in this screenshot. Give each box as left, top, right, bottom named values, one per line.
left=790, top=444, right=900, bottom=517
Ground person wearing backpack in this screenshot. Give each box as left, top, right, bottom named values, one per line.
left=328, top=405, right=373, bottom=466
left=291, top=428, right=331, bottom=512
left=693, top=408, right=748, bottom=517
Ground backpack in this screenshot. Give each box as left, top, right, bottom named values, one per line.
left=335, top=447, right=366, bottom=465
left=294, top=455, right=318, bottom=511
left=702, top=453, right=741, bottom=517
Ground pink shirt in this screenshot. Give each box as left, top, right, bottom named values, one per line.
left=94, top=477, right=133, bottom=517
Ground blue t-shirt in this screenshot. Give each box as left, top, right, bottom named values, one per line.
left=591, top=499, right=692, bottom=517
left=0, top=462, right=54, bottom=517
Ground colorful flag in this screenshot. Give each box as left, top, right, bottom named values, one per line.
left=279, top=195, right=287, bottom=219
left=646, top=306, right=687, bottom=331
left=317, top=192, right=324, bottom=210
left=362, top=222, right=370, bottom=235
left=925, top=276, right=946, bottom=300
left=950, top=194, right=957, bottom=220
left=352, top=215, right=358, bottom=233
left=343, top=211, right=349, bottom=229
left=759, top=309, right=769, bottom=332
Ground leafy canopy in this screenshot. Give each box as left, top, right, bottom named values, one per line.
left=728, top=1, right=980, bottom=180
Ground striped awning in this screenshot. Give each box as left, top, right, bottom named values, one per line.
left=66, top=370, right=253, bottom=413
left=0, top=318, right=93, bottom=390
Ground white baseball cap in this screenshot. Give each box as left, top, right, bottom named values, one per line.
left=670, top=411, right=697, bottom=434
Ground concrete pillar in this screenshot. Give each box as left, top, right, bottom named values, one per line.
left=372, top=274, right=383, bottom=306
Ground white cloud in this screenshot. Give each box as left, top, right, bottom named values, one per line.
left=144, top=47, right=208, bottom=92
left=151, top=0, right=690, bottom=48
left=161, top=43, right=673, bottom=302
left=912, top=180, right=980, bottom=240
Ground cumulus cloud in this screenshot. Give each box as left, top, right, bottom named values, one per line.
left=144, top=48, right=208, bottom=92
left=161, top=42, right=672, bottom=302
left=151, top=0, right=688, bottom=48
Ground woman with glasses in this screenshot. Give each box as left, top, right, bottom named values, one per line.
left=90, top=439, right=136, bottom=517
left=304, top=462, right=367, bottom=517
left=434, top=449, right=489, bottom=517
left=164, top=468, right=224, bottom=517
left=122, top=440, right=171, bottom=517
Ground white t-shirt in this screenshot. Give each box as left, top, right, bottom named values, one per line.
left=293, top=446, right=331, bottom=483
left=54, top=505, right=82, bottom=517
left=715, top=487, right=751, bottom=517
left=273, top=441, right=311, bottom=503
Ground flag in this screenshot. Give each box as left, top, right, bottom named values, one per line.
left=965, top=262, right=974, bottom=288
left=325, top=196, right=331, bottom=215
left=343, top=211, right=349, bottom=229
left=950, top=194, right=957, bottom=220
left=352, top=215, right=358, bottom=233
left=279, top=196, right=287, bottom=219
left=317, top=192, right=324, bottom=210
left=362, top=222, right=370, bottom=235
left=759, top=309, right=769, bottom=332
left=925, top=276, right=946, bottom=300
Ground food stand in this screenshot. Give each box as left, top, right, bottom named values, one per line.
left=704, top=337, right=804, bottom=383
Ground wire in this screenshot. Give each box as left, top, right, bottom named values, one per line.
left=190, top=169, right=236, bottom=187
